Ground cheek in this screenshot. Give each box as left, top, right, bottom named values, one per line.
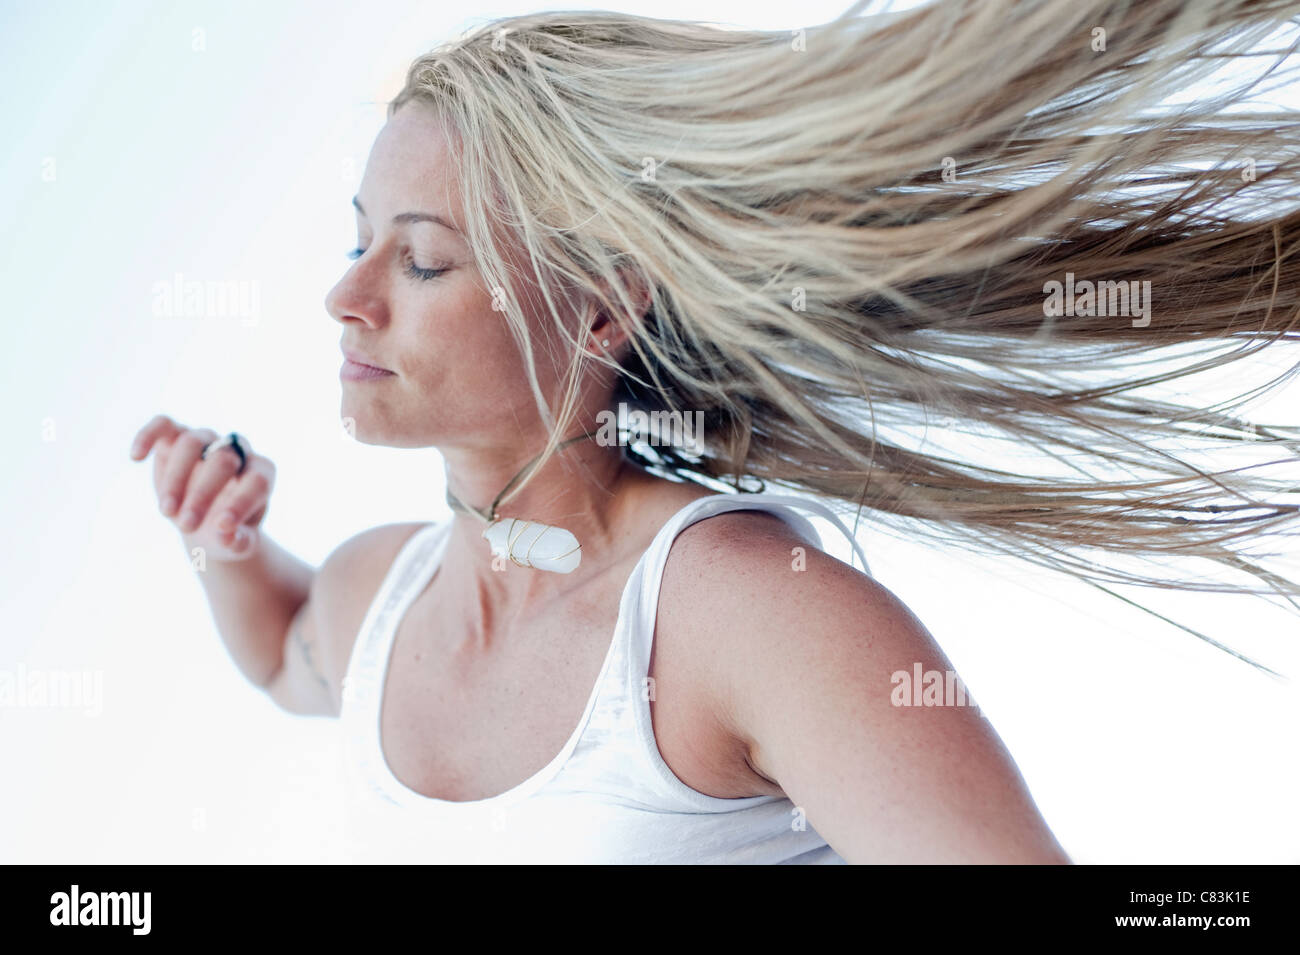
left=398, top=279, right=536, bottom=395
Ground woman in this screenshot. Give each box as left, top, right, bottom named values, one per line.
left=129, top=0, right=1299, bottom=863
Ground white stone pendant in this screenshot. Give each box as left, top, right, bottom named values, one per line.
left=482, top=518, right=582, bottom=574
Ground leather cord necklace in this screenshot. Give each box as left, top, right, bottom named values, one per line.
left=444, top=431, right=595, bottom=573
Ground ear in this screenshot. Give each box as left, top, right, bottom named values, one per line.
left=585, top=267, right=652, bottom=355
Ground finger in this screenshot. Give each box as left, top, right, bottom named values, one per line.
left=204, top=477, right=261, bottom=552
left=157, top=428, right=216, bottom=518
left=209, top=469, right=272, bottom=542
left=175, top=447, right=246, bottom=533
left=227, top=523, right=258, bottom=555
left=201, top=432, right=254, bottom=475
left=129, top=414, right=182, bottom=461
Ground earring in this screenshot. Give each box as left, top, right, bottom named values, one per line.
left=601, top=338, right=610, bottom=347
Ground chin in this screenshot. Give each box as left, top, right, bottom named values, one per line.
left=340, top=408, right=441, bottom=449
left=340, top=404, right=387, bottom=446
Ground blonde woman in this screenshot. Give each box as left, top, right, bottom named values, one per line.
left=130, top=0, right=1299, bottom=863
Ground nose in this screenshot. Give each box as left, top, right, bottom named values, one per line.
left=324, top=262, right=385, bottom=329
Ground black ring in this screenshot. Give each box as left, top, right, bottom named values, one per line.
left=202, top=432, right=248, bottom=476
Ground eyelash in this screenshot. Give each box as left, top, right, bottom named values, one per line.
left=346, top=247, right=447, bottom=282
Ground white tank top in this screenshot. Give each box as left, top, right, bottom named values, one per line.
left=338, top=491, right=872, bottom=863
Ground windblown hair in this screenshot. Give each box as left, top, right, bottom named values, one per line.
left=389, top=0, right=1300, bottom=662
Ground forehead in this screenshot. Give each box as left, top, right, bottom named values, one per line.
left=359, top=103, right=465, bottom=229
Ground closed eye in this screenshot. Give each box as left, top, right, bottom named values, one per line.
left=345, top=247, right=448, bottom=282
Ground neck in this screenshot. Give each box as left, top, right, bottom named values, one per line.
left=441, top=435, right=635, bottom=595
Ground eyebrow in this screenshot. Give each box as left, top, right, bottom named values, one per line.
left=352, top=196, right=461, bottom=235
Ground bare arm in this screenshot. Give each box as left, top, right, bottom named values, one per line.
left=180, top=530, right=315, bottom=690
left=132, top=415, right=312, bottom=689
left=261, top=561, right=333, bottom=715
left=261, top=522, right=429, bottom=716
left=661, top=512, right=1072, bottom=864
left=131, top=415, right=428, bottom=718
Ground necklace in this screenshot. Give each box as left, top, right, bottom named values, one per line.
left=444, top=432, right=595, bottom=574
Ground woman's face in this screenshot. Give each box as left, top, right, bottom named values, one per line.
left=325, top=103, right=574, bottom=449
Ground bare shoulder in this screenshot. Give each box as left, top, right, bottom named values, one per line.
left=658, top=504, right=944, bottom=744
left=657, top=506, right=929, bottom=776
left=660, top=504, right=879, bottom=616
left=653, top=506, right=885, bottom=793
left=312, top=521, right=434, bottom=684
left=663, top=505, right=817, bottom=569
left=658, top=507, right=1070, bottom=862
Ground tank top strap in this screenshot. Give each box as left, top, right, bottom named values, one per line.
left=340, top=519, right=453, bottom=724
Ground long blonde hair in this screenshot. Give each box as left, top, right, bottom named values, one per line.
left=389, top=0, right=1300, bottom=665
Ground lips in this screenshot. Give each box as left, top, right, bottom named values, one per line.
left=341, top=348, right=393, bottom=373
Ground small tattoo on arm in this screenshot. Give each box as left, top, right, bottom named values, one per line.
left=292, top=617, right=331, bottom=693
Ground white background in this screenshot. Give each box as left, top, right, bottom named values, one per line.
left=2, top=0, right=1297, bottom=863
